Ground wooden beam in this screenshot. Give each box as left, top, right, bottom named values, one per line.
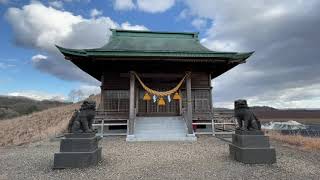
left=128, top=71, right=135, bottom=135
left=120, top=73, right=184, bottom=78
left=186, top=72, right=193, bottom=134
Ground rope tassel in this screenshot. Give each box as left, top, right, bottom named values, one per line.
left=173, top=92, right=181, bottom=100
left=143, top=93, right=151, bottom=101
left=158, top=97, right=165, bottom=106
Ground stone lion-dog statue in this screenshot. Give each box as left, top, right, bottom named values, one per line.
left=67, top=100, right=96, bottom=133
left=234, top=99, right=261, bottom=131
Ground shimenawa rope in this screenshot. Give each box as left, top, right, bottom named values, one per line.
left=132, top=71, right=190, bottom=97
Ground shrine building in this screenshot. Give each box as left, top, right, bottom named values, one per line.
left=57, top=29, right=253, bottom=141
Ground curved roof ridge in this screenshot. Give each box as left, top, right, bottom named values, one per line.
left=110, top=29, right=199, bottom=39
left=111, top=29, right=199, bottom=36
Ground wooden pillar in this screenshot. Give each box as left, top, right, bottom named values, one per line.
left=135, top=85, right=139, bottom=116
left=209, top=73, right=213, bottom=111
left=178, top=89, right=182, bottom=115
left=99, top=73, right=105, bottom=110
left=128, top=71, right=135, bottom=135
left=186, top=72, right=193, bottom=134
left=209, top=73, right=214, bottom=136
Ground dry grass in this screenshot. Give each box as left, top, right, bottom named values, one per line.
left=267, top=131, right=320, bottom=151
left=0, top=95, right=100, bottom=147
left=0, top=103, right=80, bottom=146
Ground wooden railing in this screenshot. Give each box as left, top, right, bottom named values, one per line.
left=93, top=110, right=128, bottom=137
left=212, top=110, right=237, bottom=135
left=92, top=109, right=237, bottom=137
left=192, top=109, right=237, bottom=136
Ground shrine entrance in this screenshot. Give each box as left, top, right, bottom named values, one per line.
left=137, top=88, right=180, bottom=116
left=136, top=74, right=182, bottom=116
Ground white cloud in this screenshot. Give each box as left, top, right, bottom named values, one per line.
left=120, top=21, right=148, bottom=31
left=191, top=18, right=207, bottom=30
left=113, top=0, right=135, bottom=11
left=31, top=54, right=47, bottom=63
left=49, top=1, right=64, bottom=9
left=8, top=91, right=67, bottom=101
left=177, top=9, right=190, bottom=20
left=6, top=1, right=83, bottom=52
left=137, top=0, right=175, bottom=13
left=247, top=84, right=320, bottom=109
left=6, top=1, right=147, bottom=85
left=215, top=84, right=320, bottom=109
left=78, top=85, right=100, bottom=94
left=90, top=8, right=102, bottom=18
left=68, top=85, right=100, bottom=102
left=183, top=0, right=320, bottom=108
left=113, top=0, right=175, bottom=13
left=202, top=39, right=240, bottom=52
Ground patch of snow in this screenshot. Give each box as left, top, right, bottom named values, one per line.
left=262, top=120, right=307, bottom=130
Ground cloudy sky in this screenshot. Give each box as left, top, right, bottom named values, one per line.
left=0, top=0, right=319, bottom=108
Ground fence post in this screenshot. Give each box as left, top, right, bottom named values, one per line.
left=101, top=120, right=104, bottom=137
left=212, top=119, right=215, bottom=136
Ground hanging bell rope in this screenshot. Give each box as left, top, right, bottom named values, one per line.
left=132, top=71, right=190, bottom=97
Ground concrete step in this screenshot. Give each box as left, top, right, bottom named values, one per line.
left=132, top=136, right=196, bottom=142
left=127, top=116, right=196, bottom=142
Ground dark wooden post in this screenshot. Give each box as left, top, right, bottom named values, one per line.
left=128, top=71, right=135, bottom=135
left=99, top=73, right=105, bottom=110
left=186, top=72, right=193, bottom=134
left=209, top=73, right=213, bottom=111
left=135, top=85, right=139, bottom=116
left=100, top=87, right=104, bottom=110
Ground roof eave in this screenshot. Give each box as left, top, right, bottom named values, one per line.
left=55, top=45, right=254, bottom=63
left=55, top=45, right=88, bottom=57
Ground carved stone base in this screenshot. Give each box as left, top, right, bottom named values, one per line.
left=229, top=131, right=276, bottom=164
left=53, top=133, right=102, bottom=169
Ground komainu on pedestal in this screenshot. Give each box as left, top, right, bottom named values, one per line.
left=53, top=101, right=102, bottom=169
left=229, top=99, right=276, bottom=164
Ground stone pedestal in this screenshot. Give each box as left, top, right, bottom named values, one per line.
left=53, top=133, right=102, bottom=169
left=229, top=130, right=276, bottom=164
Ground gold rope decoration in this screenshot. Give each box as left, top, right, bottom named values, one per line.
left=132, top=71, right=190, bottom=97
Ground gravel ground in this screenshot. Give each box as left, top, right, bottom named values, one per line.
left=0, top=136, right=320, bottom=180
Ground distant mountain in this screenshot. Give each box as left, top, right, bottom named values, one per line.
left=213, top=106, right=278, bottom=111
left=213, top=105, right=320, bottom=120
left=251, top=106, right=278, bottom=111
left=0, top=95, right=71, bottom=120
left=213, top=107, right=232, bottom=111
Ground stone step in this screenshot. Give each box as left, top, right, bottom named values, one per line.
left=132, top=136, right=196, bottom=142
left=127, top=116, right=196, bottom=142
left=134, top=130, right=186, bottom=134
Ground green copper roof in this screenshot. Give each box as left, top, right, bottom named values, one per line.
left=56, top=29, right=254, bottom=61
left=99, top=29, right=209, bottom=52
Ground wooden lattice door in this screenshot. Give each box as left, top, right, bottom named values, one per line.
left=138, top=88, right=180, bottom=116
